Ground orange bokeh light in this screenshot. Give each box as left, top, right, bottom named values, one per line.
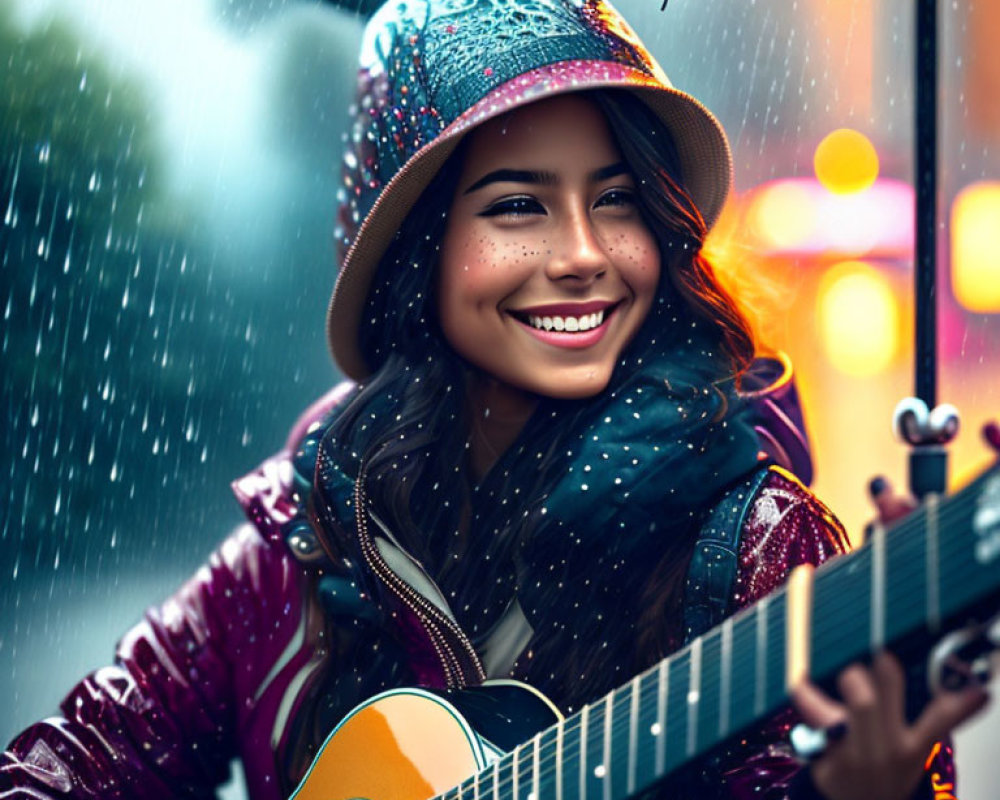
left=814, top=129, right=879, bottom=195
left=952, top=181, right=1000, bottom=313
left=817, top=261, right=900, bottom=376
left=746, top=180, right=817, bottom=251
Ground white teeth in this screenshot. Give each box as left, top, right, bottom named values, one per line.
left=525, top=309, right=607, bottom=332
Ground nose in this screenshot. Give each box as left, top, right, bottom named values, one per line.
left=545, top=205, right=610, bottom=283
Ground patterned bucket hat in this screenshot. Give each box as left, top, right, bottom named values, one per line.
left=328, top=0, right=733, bottom=380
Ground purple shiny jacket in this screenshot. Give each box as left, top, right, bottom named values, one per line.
left=1, top=384, right=956, bottom=799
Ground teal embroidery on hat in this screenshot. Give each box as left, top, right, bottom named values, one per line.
left=337, top=0, right=660, bottom=261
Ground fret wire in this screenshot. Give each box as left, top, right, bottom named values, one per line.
left=655, top=656, right=669, bottom=776
left=720, top=617, right=733, bottom=738
left=686, top=637, right=702, bottom=758
left=627, top=674, right=639, bottom=795
left=870, top=525, right=886, bottom=653
left=926, top=493, right=941, bottom=633
left=511, top=742, right=518, bottom=800
left=555, top=718, right=563, bottom=800
left=754, top=595, right=769, bottom=717
left=579, top=703, right=590, bottom=800
left=603, top=692, right=613, bottom=800
left=532, top=732, right=540, bottom=800
left=785, top=564, right=815, bottom=692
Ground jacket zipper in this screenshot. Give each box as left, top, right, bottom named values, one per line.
left=353, top=470, right=486, bottom=688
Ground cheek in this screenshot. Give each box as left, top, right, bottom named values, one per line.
left=608, top=230, right=661, bottom=292
left=442, top=235, right=535, bottom=305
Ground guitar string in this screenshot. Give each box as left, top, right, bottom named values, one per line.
left=810, top=497, right=972, bottom=664
left=436, top=483, right=986, bottom=798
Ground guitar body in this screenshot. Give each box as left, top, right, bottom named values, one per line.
left=290, top=681, right=561, bottom=800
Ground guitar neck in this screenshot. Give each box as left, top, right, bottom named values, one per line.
left=435, top=464, right=1000, bottom=800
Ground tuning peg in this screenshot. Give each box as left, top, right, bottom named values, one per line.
left=927, top=403, right=960, bottom=444
left=893, top=397, right=929, bottom=445
left=893, top=398, right=960, bottom=446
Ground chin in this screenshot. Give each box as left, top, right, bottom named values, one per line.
left=527, top=366, right=615, bottom=400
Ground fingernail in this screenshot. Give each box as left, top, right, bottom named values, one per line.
left=869, top=476, right=887, bottom=497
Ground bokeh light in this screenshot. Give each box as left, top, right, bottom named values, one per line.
left=814, top=128, right=880, bottom=194
left=745, top=177, right=912, bottom=258
left=952, top=181, right=1000, bottom=312
left=817, top=261, right=900, bottom=376
left=746, top=180, right=817, bottom=251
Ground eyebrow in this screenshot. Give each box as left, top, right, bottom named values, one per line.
left=462, top=162, right=630, bottom=195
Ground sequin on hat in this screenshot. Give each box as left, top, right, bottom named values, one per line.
left=328, top=0, right=733, bottom=379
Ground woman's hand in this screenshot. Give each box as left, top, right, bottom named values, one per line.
left=792, top=651, right=990, bottom=800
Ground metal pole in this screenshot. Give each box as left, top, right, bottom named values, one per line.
left=915, top=0, right=938, bottom=410
left=905, top=0, right=953, bottom=499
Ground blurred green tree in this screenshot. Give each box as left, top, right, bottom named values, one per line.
left=0, top=7, right=250, bottom=571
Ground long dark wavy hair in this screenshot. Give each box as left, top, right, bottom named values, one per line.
left=323, top=88, right=757, bottom=678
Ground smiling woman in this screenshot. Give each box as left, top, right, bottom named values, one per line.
left=1, top=1, right=989, bottom=799
left=437, top=95, right=660, bottom=406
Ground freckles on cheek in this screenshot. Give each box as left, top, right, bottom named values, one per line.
left=612, top=233, right=659, bottom=277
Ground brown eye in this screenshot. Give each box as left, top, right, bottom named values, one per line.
left=479, top=196, right=546, bottom=218
left=594, top=188, right=636, bottom=209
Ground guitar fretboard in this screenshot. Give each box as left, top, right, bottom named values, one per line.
left=434, top=463, right=1000, bottom=800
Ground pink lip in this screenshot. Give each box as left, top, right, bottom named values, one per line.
left=509, top=304, right=618, bottom=350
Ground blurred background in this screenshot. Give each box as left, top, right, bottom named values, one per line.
left=1, top=0, right=998, bottom=797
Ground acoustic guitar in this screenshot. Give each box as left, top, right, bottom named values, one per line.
left=291, top=461, right=1000, bottom=800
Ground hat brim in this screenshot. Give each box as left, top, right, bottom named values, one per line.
left=327, top=60, right=733, bottom=380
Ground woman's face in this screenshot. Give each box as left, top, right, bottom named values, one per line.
left=437, top=94, right=661, bottom=401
